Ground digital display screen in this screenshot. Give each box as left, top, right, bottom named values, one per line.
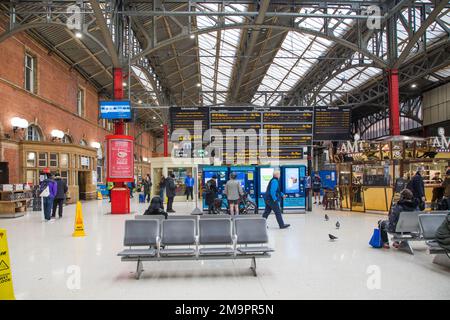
left=100, top=101, right=131, bottom=120
left=233, top=171, right=246, bottom=188
left=285, top=168, right=300, bottom=193
left=314, top=106, right=351, bottom=141
left=260, top=168, right=274, bottom=192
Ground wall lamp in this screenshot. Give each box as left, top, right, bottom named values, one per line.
left=11, top=117, right=29, bottom=133
left=51, top=129, right=65, bottom=141
left=91, top=141, right=101, bottom=149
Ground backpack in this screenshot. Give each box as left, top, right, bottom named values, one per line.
left=313, top=177, right=321, bottom=188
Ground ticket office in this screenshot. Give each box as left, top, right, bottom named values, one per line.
left=20, top=141, right=97, bottom=203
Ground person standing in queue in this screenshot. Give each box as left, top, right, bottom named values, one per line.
left=262, top=171, right=290, bottom=229
left=205, top=175, right=218, bottom=214
left=52, top=174, right=68, bottom=219
left=40, top=173, right=57, bottom=222
left=312, top=172, right=322, bottom=205
left=143, top=174, right=152, bottom=202
left=159, top=175, right=166, bottom=199
left=166, top=173, right=176, bottom=213
left=407, top=167, right=426, bottom=210
left=224, top=172, right=244, bottom=215
left=184, top=173, right=195, bottom=201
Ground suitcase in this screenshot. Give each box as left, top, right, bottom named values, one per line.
left=139, top=193, right=145, bottom=203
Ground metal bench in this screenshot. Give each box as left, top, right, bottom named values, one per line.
left=390, top=211, right=423, bottom=255
left=118, top=217, right=273, bottom=279
left=418, top=213, right=448, bottom=255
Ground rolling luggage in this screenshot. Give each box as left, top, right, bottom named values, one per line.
left=139, top=193, right=145, bottom=203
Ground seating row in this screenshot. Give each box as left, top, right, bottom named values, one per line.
left=118, top=217, right=273, bottom=279
left=391, top=210, right=448, bottom=255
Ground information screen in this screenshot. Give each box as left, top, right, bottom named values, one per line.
left=314, top=106, right=351, bottom=141
left=285, top=168, right=300, bottom=193
left=234, top=172, right=246, bottom=188
left=260, top=168, right=275, bottom=192
left=100, top=101, right=131, bottom=120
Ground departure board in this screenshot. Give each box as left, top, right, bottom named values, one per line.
left=170, top=106, right=314, bottom=161
left=313, top=106, right=351, bottom=141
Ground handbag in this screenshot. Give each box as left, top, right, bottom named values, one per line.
left=40, top=186, right=50, bottom=197
left=369, top=228, right=382, bottom=248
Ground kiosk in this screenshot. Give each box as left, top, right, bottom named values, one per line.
left=281, top=165, right=307, bottom=211
left=202, top=166, right=229, bottom=210
left=257, top=166, right=276, bottom=210
left=229, top=166, right=257, bottom=203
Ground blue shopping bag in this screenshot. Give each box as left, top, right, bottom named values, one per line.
left=369, top=228, right=382, bottom=248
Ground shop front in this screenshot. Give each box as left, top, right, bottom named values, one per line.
left=20, top=140, right=98, bottom=203
left=333, top=135, right=450, bottom=214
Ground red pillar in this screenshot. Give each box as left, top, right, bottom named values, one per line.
left=163, top=124, right=169, bottom=157
left=388, top=69, right=400, bottom=136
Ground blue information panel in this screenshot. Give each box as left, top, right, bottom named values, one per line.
left=100, top=101, right=132, bottom=120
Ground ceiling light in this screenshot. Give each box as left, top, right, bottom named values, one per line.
left=196, top=83, right=201, bottom=87
left=138, top=100, right=143, bottom=104
left=122, top=82, right=127, bottom=87
left=190, top=34, right=195, bottom=39
left=75, top=31, right=83, bottom=38
left=143, top=157, right=148, bottom=162
left=152, top=116, right=156, bottom=120
left=160, top=124, right=163, bottom=127
left=411, top=83, right=417, bottom=88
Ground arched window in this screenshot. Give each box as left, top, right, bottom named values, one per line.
left=26, top=125, right=42, bottom=141
left=62, top=134, right=73, bottom=144
left=80, top=139, right=87, bottom=146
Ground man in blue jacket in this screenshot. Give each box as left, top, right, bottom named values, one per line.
left=184, top=173, right=195, bottom=201
left=262, top=171, right=290, bottom=229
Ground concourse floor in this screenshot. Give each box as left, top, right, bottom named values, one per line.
left=2, top=197, right=449, bottom=300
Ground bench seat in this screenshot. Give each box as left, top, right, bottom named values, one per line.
left=118, top=248, right=157, bottom=257
left=237, top=246, right=274, bottom=254
left=159, top=248, right=196, bottom=256
left=199, top=247, right=235, bottom=255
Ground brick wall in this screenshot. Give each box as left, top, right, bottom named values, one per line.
left=0, top=26, right=154, bottom=183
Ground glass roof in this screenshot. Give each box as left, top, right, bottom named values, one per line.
left=252, top=31, right=334, bottom=106
left=131, top=66, right=159, bottom=105
left=196, top=3, right=246, bottom=105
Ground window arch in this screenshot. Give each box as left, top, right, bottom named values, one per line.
left=26, top=124, right=42, bottom=141
left=62, top=134, right=73, bottom=144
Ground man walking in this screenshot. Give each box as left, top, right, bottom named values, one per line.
left=40, top=173, right=57, bottom=222
left=52, top=174, right=68, bottom=219
left=184, top=173, right=195, bottom=201
left=407, top=167, right=426, bottom=210
left=166, top=173, right=176, bottom=213
left=143, top=174, right=152, bottom=202
left=262, top=171, right=290, bottom=229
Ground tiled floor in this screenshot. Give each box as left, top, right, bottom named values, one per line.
left=1, top=197, right=449, bottom=300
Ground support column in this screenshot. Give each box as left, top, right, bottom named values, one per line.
left=388, top=69, right=400, bottom=136
left=163, top=124, right=169, bottom=157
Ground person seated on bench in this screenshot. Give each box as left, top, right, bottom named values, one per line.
left=144, top=196, right=168, bottom=219
left=378, top=189, right=418, bottom=249
left=435, top=213, right=450, bottom=253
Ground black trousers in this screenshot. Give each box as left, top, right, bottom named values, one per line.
left=52, top=198, right=64, bottom=217
left=379, top=220, right=390, bottom=244
left=167, top=196, right=174, bottom=211
left=186, top=186, right=193, bottom=200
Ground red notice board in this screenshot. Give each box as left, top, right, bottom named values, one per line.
left=106, top=135, right=134, bottom=182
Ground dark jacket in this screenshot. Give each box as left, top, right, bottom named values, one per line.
left=387, top=198, right=418, bottom=232
left=144, top=196, right=167, bottom=219
left=143, top=179, right=152, bottom=193
left=165, top=177, right=176, bottom=198
left=407, top=173, right=425, bottom=200
left=442, top=177, right=450, bottom=198
left=54, top=177, right=68, bottom=199
left=435, top=213, right=450, bottom=251
left=204, top=179, right=218, bottom=205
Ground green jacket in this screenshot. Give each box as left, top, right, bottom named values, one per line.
left=107, top=182, right=114, bottom=190
left=435, top=213, right=450, bottom=252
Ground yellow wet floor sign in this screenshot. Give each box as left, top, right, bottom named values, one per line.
left=0, top=229, right=15, bottom=300
left=72, top=201, right=86, bottom=237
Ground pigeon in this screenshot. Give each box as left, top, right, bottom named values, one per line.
left=324, top=214, right=329, bottom=221
left=336, top=221, right=340, bottom=229
left=328, top=234, right=338, bottom=241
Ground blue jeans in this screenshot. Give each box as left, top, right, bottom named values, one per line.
left=43, top=197, right=54, bottom=220
left=262, top=199, right=285, bottom=228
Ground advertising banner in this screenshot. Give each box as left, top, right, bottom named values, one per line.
left=107, top=135, right=134, bottom=182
